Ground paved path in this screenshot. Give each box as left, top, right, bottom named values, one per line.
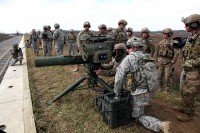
left=0, top=36, right=36, bottom=133
left=0, top=36, right=22, bottom=58
left=0, top=36, right=22, bottom=83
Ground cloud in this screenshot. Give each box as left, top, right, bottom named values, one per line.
left=0, top=0, right=200, bottom=33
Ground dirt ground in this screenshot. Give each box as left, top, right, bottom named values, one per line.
left=0, top=35, right=12, bottom=42
left=64, top=65, right=200, bottom=133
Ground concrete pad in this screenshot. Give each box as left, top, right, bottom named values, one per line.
left=0, top=36, right=36, bottom=133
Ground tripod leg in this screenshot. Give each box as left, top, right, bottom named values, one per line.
left=48, top=76, right=87, bottom=106
left=97, top=77, right=113, bottom=93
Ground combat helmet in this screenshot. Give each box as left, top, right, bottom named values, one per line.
left=70, top=29, right=74, bottom=33
left=98, top=24, right=107, bottom=30
left=54, top=23, right=60, bottom=28
left=107, top=27, right=112, bottom=31
left=13, top=43, right=19, bottom=48
left=182, top=14, right=200, bottom=24
left=83, top=21, right=91, bottom=28
left=118, top=19, right=128, bottom=25
left=162, top=28, right=173, bottom=36
left=114, top=43, right=127, bottom=52
left=127, top=38, right=144, bottom=47
left=43, top=25, right=48, bottom=30
left=141, top=27, right=150, bottom=33
left=127, top=27, right=133, bottom=33
left=182, top=14, right=200, bottom=29
left=47, top=25, right=51, bottom=30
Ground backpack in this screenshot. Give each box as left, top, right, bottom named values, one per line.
left=137, top=54, right=159, bottom=92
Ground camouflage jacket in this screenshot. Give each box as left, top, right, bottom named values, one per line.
left=142, top=37, right=155, bottom=57
left=40, top=30, right=52, bottom=44
left=112, top=29, right=128, bottom=44
left=53, top=29, right=66, bottom=44
left=67, top=33, right=76, bottom=43
left=77, top=30, right=94, bottom=48
left=156, top=38, right=179, bottom=64
left=114, top=51, right=146, bottom=96
left=97, top=32, right=107, bottom=37
left=10, top=47, right=23, bottom=59
left=29, top=32, right=39, bottom=44
left=182, top=31, right=200, bottom=69
left=101, top=54, right=126, bottom=77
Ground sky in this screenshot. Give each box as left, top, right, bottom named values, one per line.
left=0, top=0, right=200, bottom=33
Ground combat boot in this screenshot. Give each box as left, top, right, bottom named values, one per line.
left=160, top=121, right=172, bottom=133
left=177, top=108, right=194, bottom=122
left=177, top=114, right=193, bottom=122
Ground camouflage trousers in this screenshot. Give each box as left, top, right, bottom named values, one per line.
left=55, top=43, right=64, bottom=56
left=42, top=42, right=51, bottom=56
left=158, top=62, right=173, bottom=91
left=131, top=89, right=161, bottom=132
left=68, top=42, right=76, bottom=56
left=10, top=56, right=23, bottom=66
left=31, top=43, right=39, bottom=55
left=180, top=69, right=200, bottom=112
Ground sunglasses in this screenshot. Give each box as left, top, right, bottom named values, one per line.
left=185, top=23, right=190, bottom=27
left=126, top=45, right=132, bottom=49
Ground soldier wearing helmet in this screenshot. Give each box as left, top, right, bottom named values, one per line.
left=177, top=14, right=200, bottom=122
left=29, top=29, right=39, bottom=56
left=140, top=27, right=155, bottom=57
left=53, top=23, right=66, bottom=56
left=47, top=25, right=54, bottom=52
left=40, top=25, right=52, bottom=56
left=112, top=19, right=128, bottom=45
left=9, top=43, right=23, bottom=66
left=126, top=27, right=134, bottom=40
left=156, top=28, right=179, bottom=93
left=113, top=38, right=171, bottom=133
left=126, top=38, right=144, bottom=53
left=107, top=27, right=112, bottom=33
left=98, top=24, right=107, bottom=36
left=93, top=43, right=127, bottom=88
left=54, top=23, right=60, bottom=29
left=74, top=21, right=94, bottom=72
left=67, top=29, right=77, bottom=56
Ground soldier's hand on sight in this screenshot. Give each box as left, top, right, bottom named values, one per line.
left=93, top=69, right=102, bottom=75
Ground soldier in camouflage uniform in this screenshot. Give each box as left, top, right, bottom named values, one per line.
left=74, top=21, right=94, bottom=72
left=47, top=25, right=54, bottom=52
left=112, top=19, right=128, bottom=45
left=37, top=30, right=42, bottom=50
left=177, top=14, right=200, bottom=122
left=40, top=25, right=52, bottom=56
left=114, top=39, right=171, bottom=133
left=67, top=29, right=77, bottom=56
left=106, top=27, right=113, bottom=38
left=9, top=43, right=23, bottom=66
left=53, top=23, right=66, bottom=56
left=141, top=27, right=155, bottom=57
left=127, top=27, right=140, bottom=42
left=29, top=29, right=39, bottom=56
left=127, top=27, right=134, bottom=40
left=156, top=28, right=179, bottom=93
left=97, top=24, right=107, bottom=36
left=107, top=27, right=112, bottom=33
left=93, top=43, right=127, bottom=88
